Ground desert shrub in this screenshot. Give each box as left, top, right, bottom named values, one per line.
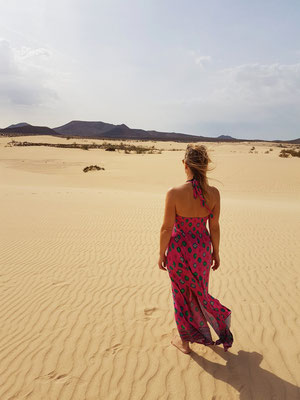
left=83, top=165, right=105, bottom=173
left=279, top=149, right=300, bottom=158
left=7, top=140, right=162, bottom=154
left=279, top=152, right=289, bottom=158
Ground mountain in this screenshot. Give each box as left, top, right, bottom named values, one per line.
left=286, top=138, right=300, bottom=144
left=0, top=123, right=59, bottom=136
left=1, top=120, right=298, bottom=143
left=216, top=135, right=237, bottom=141
left=54, top=120, right=116, bottom=137
left=54, top=120, right=218, bottom=142
left=7, top=122, right=29, bottom=129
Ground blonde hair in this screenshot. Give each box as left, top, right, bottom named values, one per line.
left=184, top=144, right=213, bottom=201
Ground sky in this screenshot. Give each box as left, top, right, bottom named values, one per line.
left=0, top=0, right=299, bottom=140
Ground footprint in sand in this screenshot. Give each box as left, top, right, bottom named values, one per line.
left=36, top=371, right=69, bottom=384
left=144, top=307, right=158, bottom=315
left=103, top=343, right=122, bottom=355
left=143, top=307, right=160, bottom=320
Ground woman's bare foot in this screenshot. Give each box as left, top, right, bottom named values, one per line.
left=171, top=335, right=191, bottom=354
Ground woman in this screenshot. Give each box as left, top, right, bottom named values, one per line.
left=158, top=144, right=233, bottom=354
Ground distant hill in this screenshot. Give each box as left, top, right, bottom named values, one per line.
left=286, top=137, right=300, bottom=144
left=0, top=124, right=59, bottom=137
left=53, top=120, right=235, bottom=142
left=1, top=120, right=299, bottom=143
left=7, top=122, right=29, bottom=129
left=216, top=135, right=238, bottom=141
left=54, top=120, right=116, bottom=137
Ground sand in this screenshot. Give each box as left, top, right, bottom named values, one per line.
left=0, top=136, right=299, bottom=400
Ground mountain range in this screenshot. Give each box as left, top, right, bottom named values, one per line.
left=0, top=121, right=299, bottom=144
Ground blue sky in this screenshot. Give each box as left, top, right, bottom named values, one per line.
left=0, top=0, right=299, bottom=140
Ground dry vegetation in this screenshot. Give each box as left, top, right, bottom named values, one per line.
left=279, top=148, right=300, bottom=158
left=248, top=144, right=299, bottom=157
left=83, top=165, right=105, bottom=173
left=6, top=140, right=163, bottom=154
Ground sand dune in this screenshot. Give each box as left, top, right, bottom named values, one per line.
left=0, top=136, right=299, bottom=399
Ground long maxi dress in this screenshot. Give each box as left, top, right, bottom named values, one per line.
left=165, top=177, right=233, bottom=351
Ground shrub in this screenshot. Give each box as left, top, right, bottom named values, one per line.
left=83, top=165, right=105, bottom=173
left=279, top=149, right=300, bottom=158
left=279, top=152, right=289, bottom=158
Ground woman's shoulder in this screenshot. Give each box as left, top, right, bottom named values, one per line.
left=207, top=185, right=220, bottom=198
left=206, top=185, right=220, bottom=203
left=166, top=183, right=220, bottom=200
left=164, top=183, right=186, bottom=202
left=167, top=183, right=220, bottom=193
left=166, top=182, right=189, bottom=196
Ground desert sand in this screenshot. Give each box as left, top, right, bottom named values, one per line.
left=0, top=135, right=299, bottom=400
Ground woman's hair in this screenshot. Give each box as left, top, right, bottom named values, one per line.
left=184, top=144, right=212, bottom=200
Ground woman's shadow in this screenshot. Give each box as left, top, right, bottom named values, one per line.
left=191, top=346, right=300, bottom=399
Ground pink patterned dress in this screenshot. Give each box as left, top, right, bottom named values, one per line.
left=165, top=177, right=233, bottom=351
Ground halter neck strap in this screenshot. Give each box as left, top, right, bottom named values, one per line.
left=187, top=176, right=213, bottom=218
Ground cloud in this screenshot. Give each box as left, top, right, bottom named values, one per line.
left=0, top=39, right=17, bottom=74
left=195, top=55, right=212, bottom=67
left=158, top=62, right=300, bottom=139
left=188, top=50, right=212, bottom=68
left=18, top=46, right=52, bottom=60
left=0, top=39, right=57, bottom=105
left=216, top=62, right=300, bottom=105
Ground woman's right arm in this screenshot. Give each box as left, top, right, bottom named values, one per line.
left=208, top=187, right=220, bottom=270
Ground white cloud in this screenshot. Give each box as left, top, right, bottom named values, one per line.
left=188, top=50, right=212, bottom=68
left=157, top=62, right=300, bottom=139
left=217, top=63, right=300, bottom=105
left=0, top=39, right=17, bottom=74
left=195, top=55, right=212, bottom=67
left=18, top=46, right=52, bottom=60
left=0, top=39, right=57, bottom=105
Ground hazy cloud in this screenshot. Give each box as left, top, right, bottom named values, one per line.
left=158, top=62, right=300, bottom=139
left=0, top=39, right=57, bottom=105
left=18, top=46, right=52, bottom=60
left=219, top=63, right=300, bottom=105
left=188, top=51, right=212, bottom=68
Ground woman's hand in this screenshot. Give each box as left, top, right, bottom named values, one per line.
left=211, top=252, right=220, bottom=271
left=158, top=253, right=167, bottom=271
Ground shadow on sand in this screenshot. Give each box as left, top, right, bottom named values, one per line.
left=190, top=346, right=300, bottom=399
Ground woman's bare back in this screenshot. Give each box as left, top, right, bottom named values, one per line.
left=173, top=181, right=218, bottom=218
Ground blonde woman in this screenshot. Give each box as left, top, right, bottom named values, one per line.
left=158, top=144, right=233, bottom=354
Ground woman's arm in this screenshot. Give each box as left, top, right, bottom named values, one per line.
left=208, top=187, right=221, bottom=270
left=159, top=188, right=176, bottom=257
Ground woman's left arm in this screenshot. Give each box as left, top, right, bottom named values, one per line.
left=158, top=188, right=176, bottom=271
